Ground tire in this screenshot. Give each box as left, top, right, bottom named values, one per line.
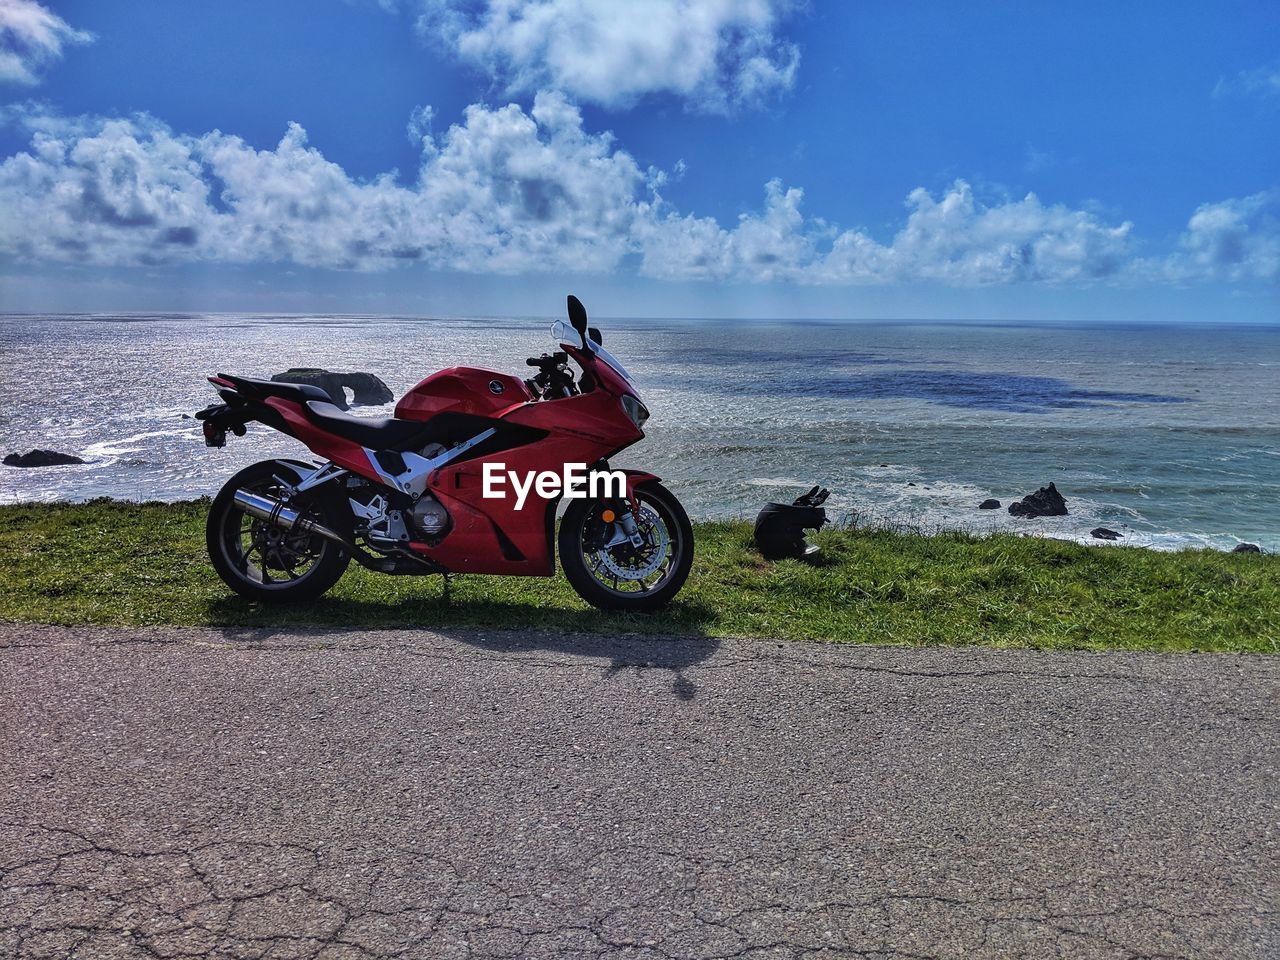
left=559, top=481, right=694, bottom=612
left=207, top=460, right=351, bottom=604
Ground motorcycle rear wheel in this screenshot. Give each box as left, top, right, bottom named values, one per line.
left=207, top=460, right=351, bottom=604
left=559, top=481, right=693, bottom=612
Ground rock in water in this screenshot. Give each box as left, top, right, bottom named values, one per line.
left=1232, top=543, right=1262, bottom=553
left=273, top=368, right=350, bottom=408
left=978, top=499, right=1001, bottom=509
left=1091, top=527, right=1122, bottom=540
left=271, top=369, right=394, bottom=409
left=1008, top=482, right=1068, bottom=518
left=3, top=449, right=85, bottom=468
left=341, top=372, right=394, bottom=405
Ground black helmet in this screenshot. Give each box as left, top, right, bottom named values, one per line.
left=754, top=486, right=829, bottom=561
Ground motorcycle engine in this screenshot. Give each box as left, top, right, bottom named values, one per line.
left=411, top=493, right=451, bottom=538
left=409, top=444, right=452, bottom=537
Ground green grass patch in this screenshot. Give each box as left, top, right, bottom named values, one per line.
left=1, top=499, right=1275, bottom=653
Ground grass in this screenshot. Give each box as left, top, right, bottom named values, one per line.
left=0, top=499, right=1275, bottom=653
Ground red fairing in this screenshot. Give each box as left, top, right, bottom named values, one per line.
left=396, top=367, right=531, bottom=421
left=262, top=397, right=380, bottom=480
left=564, top=343, right=637, bottom=399
left=415, top=372, right=645, bottom=576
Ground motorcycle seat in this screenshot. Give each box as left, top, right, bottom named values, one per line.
left=302, top=401, right=434, bottom=450
left=218, top=374, right=332, bottom=405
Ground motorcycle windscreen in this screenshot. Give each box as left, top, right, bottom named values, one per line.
left=550, top=320, right=637, bottom=387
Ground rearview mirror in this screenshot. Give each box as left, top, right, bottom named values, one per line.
left=566, top=295, right=592, bottom=353
left=588, top=326, right=603, bottom=345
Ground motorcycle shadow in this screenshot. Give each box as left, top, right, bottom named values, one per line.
left=204, top=593, right=721, bottom=701
left=457, top=624, right=720, bottom=702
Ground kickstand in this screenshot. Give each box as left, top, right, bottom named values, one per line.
left=440, top=573, right=453, bottom=603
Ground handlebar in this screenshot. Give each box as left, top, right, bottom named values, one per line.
left=526, top=351, right=568, bottom=369
left=524, top=351, right=577, bottom=399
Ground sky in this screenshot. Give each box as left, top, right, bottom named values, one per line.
left=0, top=0, right=1276, bottom=320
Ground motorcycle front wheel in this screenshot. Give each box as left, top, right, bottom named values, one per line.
left=559, top=481, right=694, bottom=612
left=207, top=460, right=351, bottom=604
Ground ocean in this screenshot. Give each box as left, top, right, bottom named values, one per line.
left=1, top=313, right=1277, bottom=551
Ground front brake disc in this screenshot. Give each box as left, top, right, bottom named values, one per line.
left=597, top=508, right=668, bottom=581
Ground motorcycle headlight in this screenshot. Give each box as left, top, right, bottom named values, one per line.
left=620, top=395, right=649, bottom=429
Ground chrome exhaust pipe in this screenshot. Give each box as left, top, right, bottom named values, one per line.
left=233, top=489, right=349, bottom=547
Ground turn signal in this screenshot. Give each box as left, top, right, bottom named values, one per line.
left=600, top=509, right=616, bottom=523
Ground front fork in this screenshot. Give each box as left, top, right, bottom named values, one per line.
left=599, top=468, right=656, bottom=550
left=602, top=508, right=645, bottom=550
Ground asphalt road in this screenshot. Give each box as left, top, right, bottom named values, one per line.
left=1, top=623, right=1276, bottom=960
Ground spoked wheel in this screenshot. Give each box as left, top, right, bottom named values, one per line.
left=559, top=482, right=694, bottom=611
left=207, top=461, right=350, bottom=603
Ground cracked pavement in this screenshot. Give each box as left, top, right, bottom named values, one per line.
left=1, top=623, right=1276, bottom=959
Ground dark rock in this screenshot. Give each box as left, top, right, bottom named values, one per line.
left=1232, top=543, right=1262, bottom=553
left=1091, top=527, right=1122, bottom=541
left=271, top=368, right=393, bottom=409
left=907, top=482, right=916, bottom=487
left=1008, top=482, right=1068, bottom=518
left=978, top=499, right=1001, bottom=510
left=4, top=449, right=85, bottom=468
left=341, top=372, right=394, bottom=406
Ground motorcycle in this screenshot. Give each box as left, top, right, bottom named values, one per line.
left=194, top=296, right=693, bottom=611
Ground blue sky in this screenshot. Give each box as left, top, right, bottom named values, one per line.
left=0, top=0, right=1276, bottom=319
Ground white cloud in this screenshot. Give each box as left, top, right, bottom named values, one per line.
left=415, top=0, right=799, bottom=111
left=0, top=111, right=217, bottom=264
left=409, top=90, right=650, bottom=271
left=0, top=93, right=649, bottom=271
left=406, top=103, right=435, bottom=148
left=0, top=0, right=92, bottom=85
left=638, top=178, right=820, bottom=281
left=639, top=179, right=1137, bottom=285
left=1, top=100, right=1275, bottom=289
left=822, top=182, right=1137, bottom=285
left=1213, top=63, right=1280, bottom=100
left=1164, top=191, right=1279, bottom=283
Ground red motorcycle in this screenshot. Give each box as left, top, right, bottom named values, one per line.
left=195, top=297, right=693, bottom=611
